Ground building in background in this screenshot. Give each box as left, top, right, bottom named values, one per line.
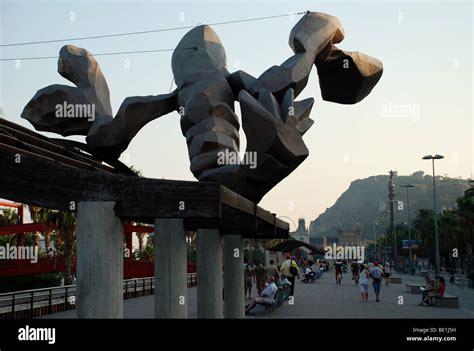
left=291, top=218, right=310, bottom=244
left=336, top=225, right=367, bottom=247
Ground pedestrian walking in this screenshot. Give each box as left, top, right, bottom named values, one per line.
left=370, top=261, right=384, bottom=302
left=359, top=264, right=369, bottom=301
left=280, top=253, right=299, bottom=297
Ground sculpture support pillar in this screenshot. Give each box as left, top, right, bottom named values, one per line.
left=223, top=235, right=245, bottom=318
left=197, top=229, right=223, bottom=318
left=77, top=201, right=123, bottom=318
left=154, top=218, right=188, bottom=318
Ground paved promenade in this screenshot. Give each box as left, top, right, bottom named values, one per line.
left=40, top=272, right=474, bottom=319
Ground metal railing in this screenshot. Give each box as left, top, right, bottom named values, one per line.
left=0, top=273, right=197, bottom=319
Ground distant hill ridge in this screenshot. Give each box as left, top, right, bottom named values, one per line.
left=309, top=171, right=469, bottom=240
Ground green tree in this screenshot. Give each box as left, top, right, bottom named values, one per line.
left=438, top=210, right=462, bottom=269
left=40, top=209, right=77, bottom=285
left=413, top=209, right=435, bottom=267
left=455, top=187, right=474, bottom=276
left=0, top=208, right=19, bottom=247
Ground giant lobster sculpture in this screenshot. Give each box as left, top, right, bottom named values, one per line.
left=22, top=11, right=383, bottom=202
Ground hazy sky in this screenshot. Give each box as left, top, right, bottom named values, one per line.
left=1, top=0, right=472, bottom=230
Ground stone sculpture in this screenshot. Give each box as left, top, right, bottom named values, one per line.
left=22, top=11, right=383, bottom=203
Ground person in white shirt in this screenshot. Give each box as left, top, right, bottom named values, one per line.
left=383, top=261, right=391, bottom=286
left=302, top=261, right=316, bottom=282
left=245, top=276, right=278, bottom=315
left=359, top=264, right=370, bottom=301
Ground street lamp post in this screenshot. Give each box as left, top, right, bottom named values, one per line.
left=423, top=154, right=444, bottom=274
left=380, top=233, right=388, bottom=262
left=401, top=184, right=415, bottom=275
left=379, top=210, right=390, bottom=263
left=372, top=221, right=378, bottom=260
left=392, top=201, right=397, bottom=261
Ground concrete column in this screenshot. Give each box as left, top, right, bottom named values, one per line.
left=154, top=218, right=187, bottom=318
left=77, top=201, right=123, bottom=318
left=223, top=235, right=244, bottom=318
left=197, top=229, right=223, bottom=318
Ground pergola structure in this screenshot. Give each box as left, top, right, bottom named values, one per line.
left=0, top=118, right=289, bottom=318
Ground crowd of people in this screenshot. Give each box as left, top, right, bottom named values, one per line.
left=243, top=253, right=331, bottom=314
left=241, top=254, right=448, bottom=314
left=333, top=259, right=392, bottom=302
left=332, top=259, right=448, bottom=305
left=243, top=253, right=307, bottom=314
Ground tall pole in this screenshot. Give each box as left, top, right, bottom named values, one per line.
left=372, top=222, right=377, bottom=260
left=423, top=155, right=443, bottom=275
left=407, top=187, right=412, bottom=275
left=388, top=171, right=397, bottom=264
left=401, top=184, right=415, bottom=275
left=392, top=203, right=397, bottom=260
left=432, top=159, right=441, bottom=274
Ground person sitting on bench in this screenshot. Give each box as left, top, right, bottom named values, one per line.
left=420, top=274, right=435, bottom=303
left=420, top=276, right=445, bottom=306
left=302, top=260, right=316, bottom=282
left=245, top=276, right=277, bottom=315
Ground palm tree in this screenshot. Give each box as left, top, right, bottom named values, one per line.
left=55, top=211, right=76, bottom=285
left=455, top=188, right=474, bottom=274
left=456, top=189, right=474, bottom=247
left=0, top=208, right=19, bottom=247
left=413, top=209, right=435, bottom=268
left=27, top=205, right=42, bottom=248
left=137, top=232, right=146, bottom=255
left=0, top=208, right=17, bottom=225
left=438, top=210, right=462, bottom=269
left=38, top=207, right=54, bottom=252
left=39, top=209, right=77, bottom=285
left=141, top=235, right=154, bottom=262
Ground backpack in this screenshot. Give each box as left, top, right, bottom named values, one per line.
left=371, top=267, right=381, bottom=279
left=289, top=260, right=298, bottom=276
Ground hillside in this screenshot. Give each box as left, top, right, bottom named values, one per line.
left=309, top=171, right=469, bottom=240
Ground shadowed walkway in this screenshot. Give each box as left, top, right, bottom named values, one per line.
left=39, top=272, right=474, bottom=319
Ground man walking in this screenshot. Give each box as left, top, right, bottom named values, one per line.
left=370, top=262, right=384, bottom=302
left=254, top=260, right=266, bottom=296
left=244, top=258, right=254, bottom=299
left=265, top=259, right=279, bottom=279
left=280, top=253, right=299, bottom=297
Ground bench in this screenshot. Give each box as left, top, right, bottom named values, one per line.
left=257, top=289, right=280, bottom=313
left=406, top=283, right=424, bottom=294
left=433, top=294, right=459, bottom=308
left=390, top=276, right=402, bottom=284
left=276, top=287, right=285, bottom=307
left=255, top=284, right=291, bottom=313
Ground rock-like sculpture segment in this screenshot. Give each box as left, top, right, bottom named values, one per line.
left=21, top=11, right=383, bottom=203
left=22, top=45, right=113, bottom=136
